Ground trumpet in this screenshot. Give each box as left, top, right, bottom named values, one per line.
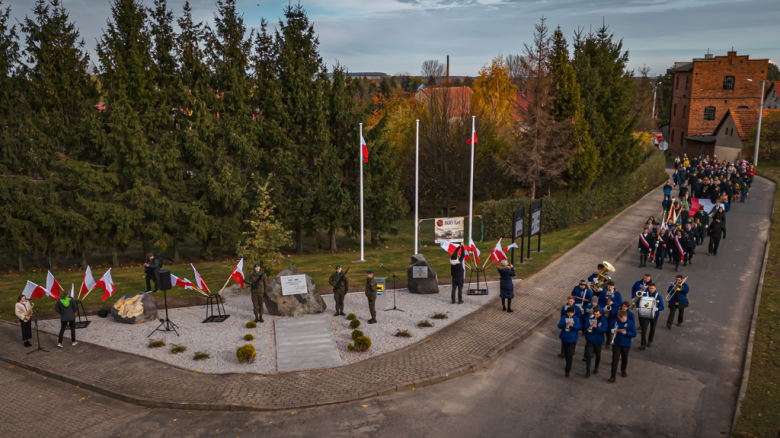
left=604, top=291, right=615, bottom=313
left=24, top=302, right=34, bottom=322
left=667, top=277, right=688, bottom=301
left=610, top=321, right=619, bottom=345
left=587, top=317, right=596, bottom=333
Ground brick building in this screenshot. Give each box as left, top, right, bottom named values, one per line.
left=667, top=51, right=769, bottom=157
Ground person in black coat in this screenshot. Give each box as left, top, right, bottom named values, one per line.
left=638, top=226, right=654, bottom=268
left=670, top=230, right=685, bottom=272
left=144, top=252, right=161, bottom=292
left=55, top=295, right=77, bottom=348
left=683, top=223, right=697, bottom=265
left=450, top=246, right=466, bottom=304
left=708, top=217, right=726, bottom=256
left=654, top=228, right=669, bottom=269
left=497, top=260, right=516, bottom=312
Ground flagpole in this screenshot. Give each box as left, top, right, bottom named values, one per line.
left=359, top=123, right=365, bottom=262
left=469, top=116, right=475, bottom=244
left=414, top=119, right=419, bottom=255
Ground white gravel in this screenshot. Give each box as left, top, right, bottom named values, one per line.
left=36, top=280, right=512, bottom=374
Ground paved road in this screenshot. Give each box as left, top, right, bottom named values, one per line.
left=2, top=177, right=772, bottom=438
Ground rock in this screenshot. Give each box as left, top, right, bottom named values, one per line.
left=265, top=267, right=327, bottom=316
left=407, top=253, right=439, bottom=294
left=111, top=292, right=158, bottom=324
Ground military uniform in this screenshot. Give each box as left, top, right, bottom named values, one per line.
left=329, top=269, right=349, bottom=316
left=246, top=268, right=268, bottom=322
left=365, top=274, right=377, bottom=324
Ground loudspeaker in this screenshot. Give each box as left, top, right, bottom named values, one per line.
left=158, top=269, right=172, bottom=291
left=98, top=309, right=108, bottom=318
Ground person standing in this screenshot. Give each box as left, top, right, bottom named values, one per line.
left=558, top=296, right=583, bottom=359
left=497, top=260, right=515, bottom=312
left=694, top=206, right=709, bottom=240
left=667, top=275, right=690, bottom=328
left=365, top=270, right=377, bottom=324
left=671, top=230, right=685, bottom=272
left=638, top=227, right=654, bottom=268
left=246, top=264, right=267, bottom=323
left=608, top=310, right=637, bottom=383
left=558, top=306, right=581, bottom=377
left=599, top=280, right=622, bottom=342
left=15, top=295, right=33, bottom=347
left=328, top=265, right=349, bottom=316
left=584, top=307, right=607, bottom=378
left=635, top=283, right=664, bottom=350
left=654, top=229, right=669, bottom=269
left=144, top=252, right=161, bottom=293
left=450, top=246, right=465, bottom=304
left=683, top=223, right=697, bottom=265
left=707, top=217, right=726, bottom=256
left=55, top=294, right=77, bottom=348
left=571, top=280, right=592, bottom=311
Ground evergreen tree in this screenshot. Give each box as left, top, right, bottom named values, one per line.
left=550, top=26, right=599, bottom=191
left=237, top=176, right=292, bottom=276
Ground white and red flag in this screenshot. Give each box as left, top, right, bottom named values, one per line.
left=360, top=134, right=369, bottom=163
left=170, top=273, right=194, bottom=290
left=489, top=239, right=508, bottom=264
left=80, top=266, right=96, bottom=298
left=191, top=264, right=211, bottom=293
left=504, top=242, right=519, bottom=253
left=688, top=198, right=716, bottom=216
left=440, top=241, right=460, bottom=255
left=96, top=269, right=115, bottom=301
left=231, top=258, right=245, bottom=289
left=22, top=281, right=49, bottom=300
left=469, top=238, right=481, bottom=265
left=45, top=271, right=62, bottom=300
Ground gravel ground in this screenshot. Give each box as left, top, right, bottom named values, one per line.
left=36, top=279, right=514, bottom=374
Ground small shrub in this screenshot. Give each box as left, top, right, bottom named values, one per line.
left=347, top=343, right=355, bottom=351
left=148, top=340, right=165, bottom=349
left=236, top=344, right=257, bottom=363
left=353, top=335, right=371, bottom=352
left=418, top=320, right=433, bottom=328
left=244, top=334, right=255, bottom=341
left=351, top=329, right=364, bottom=340
left=350, top=319, right=361, bottom=329
left=395, top=330, right=412, bottom=338
left=193, top=352, right=210, bottom=361
left=246, top=321, right=257, bottom=328
left=346, top=313, right=357, bottom=321
left=170, top=345, right=186, bottom=354
left=431, top=313, right=448, bottom=320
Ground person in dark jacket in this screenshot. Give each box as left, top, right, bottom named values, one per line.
left=246, top=264, right=268, bottom=322
left=584, top=307, right=608, bottom=378
left=558, top=306, right=581, bottom=377
left=662, top=181, right=672, bottom=197
left=328, top=265, right=349, bottom=316
left=654, top=229, right=669, bottom=269
left=638, top=226, right=654, bottom=267
left=670, top=230, right=685, bottom=272
left=55, top=295, right=77, bottom=347
left=666, top=275, right=690, bottom=328
left=683, top=223, right=697, bottom=265
left=497, top=260, right=515, bottom=312
left=708, top=217, right=726, bottom=255
left=608, top=310, right=637, bottom=383
left=571, top=280, right=592, bottom=311
left=693, top=207, right=709, bottom=240
left=144, top=252, right=161, bottom=292
left=635, top=283, right=664, bottom=350
left=450, top=246, right=466, bottom=304
left=661, top=195, right=672, bottom=216
left=598, top=280, right=622, bottom=339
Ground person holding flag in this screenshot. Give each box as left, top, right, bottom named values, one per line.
left=450, top=244, right=466, bottom=304
left=55, top=292, right=78, bottom=348
left=246, top=264, right=268, bottom=323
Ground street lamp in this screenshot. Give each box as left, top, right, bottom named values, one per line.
left=747, top=78, right=766, bottom=167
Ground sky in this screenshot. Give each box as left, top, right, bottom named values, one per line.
left=6, top=0, right=779, bottom=77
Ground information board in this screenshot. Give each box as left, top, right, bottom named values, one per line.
left=513, top=207, right=525, bottom=239
left=280, top=274, right=308, bottom=296
left=412, top=266, right=428, bottom=278
left=434, top=217, right=464, bottom=243
left=531, top=210, right=541, bottom=236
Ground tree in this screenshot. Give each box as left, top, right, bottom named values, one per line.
left=550, top=26, right=599, bottom=191
left=633, top=64, right=655, bottom=132
left=420, top=59, right=445, bottom=85
left=500, top=17, right=574, bottom=199
left=471, top=55, right=517, bottom=128
left=237, top=176, right=292, bottom=276
left=768, top=62, right=779, bottom=82
left=506, top=53, right=526, bottom=90
left=746, top=112, right=780, bottom=161
left=656, top=69, right=673, bottom=127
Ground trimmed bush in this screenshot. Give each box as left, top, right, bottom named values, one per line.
left=170, top=345, right=186, bottom=354
left=348, top=343, right=355, bottom=351
left=351, top=329, right=364, bottom=340
left=431, top=313, right=448, bottom=320
left=418, top=320, right=433, bottom=328
left=193, top=352, right=210, bottom=361
left=148, top=340, right=165, bottom=349
left=349, top=335, right=371, bottom=352
left=395, top=330, right=412, bottom=338
left=236, top=344, right=257, bottom=363
left=350, top=319, right=361, bottom=329
left=346, top=313, right=357, bottom=321
left=244, top=334, right=255, bottom=341
left=246, top=321, right=257, bottom=328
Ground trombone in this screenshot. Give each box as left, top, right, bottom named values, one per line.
left=666, top=277, right=688, bottom=301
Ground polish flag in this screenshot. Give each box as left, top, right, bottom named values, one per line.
left=96, top=269, right=115, bottom=301
left=504, top=242, right=519, bottom=253
left=45, top=271, right=62, bottom=300
left=361, top=134, right=369, bottom=163
left=80, top=266, right=96, bottom=298
left=469, top=238, right=481, bottom=265
left=22, top=281, right=49, bottom=300
left=170, top=273, right=194, bottom=290
left=440, top=241, right=460, bottom=255
left=489, top=239, right=507, bottom=264
left=191, top=264, right=211, bottom=293
left=231, top=258, right=245, bottom=289
left=688, top=198, right=716, bottom=216
left=467, top=132, right=478, bottom=145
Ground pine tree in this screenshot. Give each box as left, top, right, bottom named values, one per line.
left=237, top=176, right=292, bottom=276
left=550, top=26, right=599, bottom=191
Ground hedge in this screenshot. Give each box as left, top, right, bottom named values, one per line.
left=480, top=149, right=667, bottom=239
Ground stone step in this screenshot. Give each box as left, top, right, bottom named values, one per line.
left=274, top=314, right=342, bottom=372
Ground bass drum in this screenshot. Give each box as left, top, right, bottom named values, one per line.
left=636, top=295, right=656, bottom=319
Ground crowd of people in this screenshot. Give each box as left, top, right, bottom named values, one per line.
left=557, top=153, right=755, bottom=382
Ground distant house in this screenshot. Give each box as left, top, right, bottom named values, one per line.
left=511, top=91, right=532, bottom=124
left=414, top=86, right=473, bottom=118
left=712, top=108, right=780, bottom=161
left=764, top=81, right=780, bottom=109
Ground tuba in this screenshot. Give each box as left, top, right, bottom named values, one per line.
left=588, top=261, right=615, bottom=294
left=667, top=277, right=688, bottom=302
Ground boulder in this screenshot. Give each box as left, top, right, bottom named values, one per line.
left=265, top=267, right=327, bottom=316
left=111, top=292, right=158, bottom=324
left=407, top=253, right=439, bottom=294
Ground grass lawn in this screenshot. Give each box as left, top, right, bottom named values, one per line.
left=0, top=205, right=627, bottom=322
left=733, top=166, right=780, bottom=437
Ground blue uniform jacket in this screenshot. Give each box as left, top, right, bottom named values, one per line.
left=571, top=286, right=592, bottom=308
left=587, top=273, right=598, bottom=283
left=611, top=318, right=637, bottom=347
left=635, top=292, right=665, bottom=318
left=631, top=280, right=651, bottom=296
left=584, top=315, right=608, bottom=344
left=598, top=291, right=623, bottom=319
left=667, top=283, right=689, bottom=306
left=558, top=315, right=581, bottom=343
left=560, top=304, right=583, bottom=318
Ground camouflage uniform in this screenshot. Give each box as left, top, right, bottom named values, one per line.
left=246, top=269, right=268, bottom=321
left=365, top=277, right=377, bottom=323
left=328, top=271, right=349, bottom=315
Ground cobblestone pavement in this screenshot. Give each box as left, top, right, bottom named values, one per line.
left=0, top=181, right=666, bottom=411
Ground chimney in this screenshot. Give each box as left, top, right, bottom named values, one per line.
left=446, top=55, right=450, bottom=83
left=704, top=53, right=713, bottom=59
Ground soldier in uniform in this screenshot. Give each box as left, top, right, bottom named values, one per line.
left=328, top=265, right=349, bottom=316
left=246, top=263, right=267, bottom=323
left=365, top=270, right=377, bottom=324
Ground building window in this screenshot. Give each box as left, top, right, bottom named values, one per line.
left=704, top=107, right=715, bottom=120
left=676, top=76, right=679, bottom=89
left=683, top=105, right=687, bottom=118
left=723, top=76, right=735, bottom=90
left=672, top=130, right=675, bottom=143
left=685, top=76, right=689, bottom=90
left=673, top=104, right=677, bottom=117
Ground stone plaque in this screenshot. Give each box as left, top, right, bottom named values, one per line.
left=412, top=266, right=428, bottom=278
left=281, top=274, right=308, bottom=296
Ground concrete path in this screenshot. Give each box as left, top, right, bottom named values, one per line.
left=275, top=315, right=342, bottom=372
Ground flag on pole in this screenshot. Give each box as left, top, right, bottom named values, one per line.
left=46, top=271, right=62, bottom=300
left=80, top=266, right=96, bottom=297
left=360, top=134, right=369, bottom=163
left=688, top=198, right=715, bottom=215
left=504, top=242, right=519, bottom=253
left=70, top=284, right=75, bottom=299
left=467, top=132, right=479, bottom=144
left=440, top=241, right=460, bottom=255
left=489, top=239, right=508, bottom=264
left=170, top=273, right=194, bottom=290
left=96, top=269, right=115, bottom=301
left=231, top=258, right=245, bottom=289
left=191, top=264, right=211, bottom=293
left=469, top=238, right=481, bottom=265
left=22, top=281, right=49, bottom=299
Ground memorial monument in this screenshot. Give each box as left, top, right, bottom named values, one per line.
left=265, top=266, right=327, bottom=316
left=406, top=254, right=439, bottom=294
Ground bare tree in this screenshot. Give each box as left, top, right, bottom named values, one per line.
left=506, top=53, right=526, bottom=91
left=421, top=59, right=445, bottom=85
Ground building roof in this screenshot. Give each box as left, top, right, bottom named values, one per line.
left=511, top=91, right=532, bottom=122
left=766, top=81, right=780, bottom=98
left=714, top=108, right=780, bottom=140
left=415, top=86, right=474, bottom=117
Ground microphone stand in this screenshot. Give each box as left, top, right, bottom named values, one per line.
left=27, top=309, right=48, bottom=355
left=380, top=264, right=404, bottom=312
